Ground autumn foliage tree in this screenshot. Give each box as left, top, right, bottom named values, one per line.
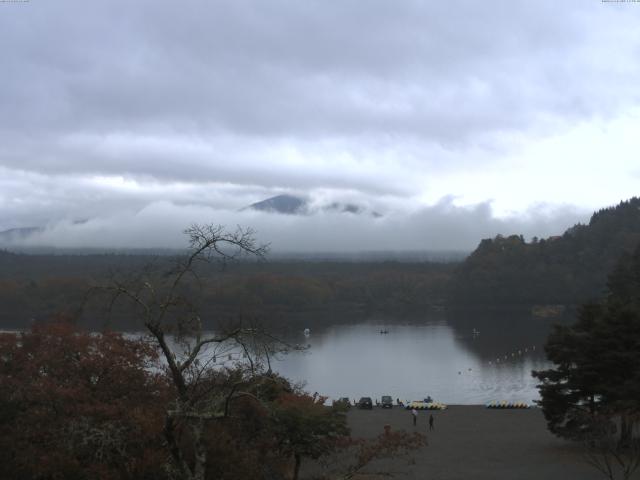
left=0, top=319, right=168, bottom=480
left=0, top=318, right=339, bottom=480
left=270, top=393, right=350, bottom=480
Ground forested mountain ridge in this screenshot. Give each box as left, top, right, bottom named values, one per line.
left=449, top=197, right=640, bottom=307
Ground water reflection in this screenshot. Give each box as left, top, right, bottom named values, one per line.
left=273, top=316, right=556, bottom=405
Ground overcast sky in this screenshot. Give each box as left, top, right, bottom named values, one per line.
left=1, top=0, right=639, bottom=252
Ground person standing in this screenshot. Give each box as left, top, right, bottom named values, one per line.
left=429, top=413, right=434, bottom=431
left=411, top=408, right=418, bottom=426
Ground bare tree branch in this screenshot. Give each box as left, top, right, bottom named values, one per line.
left=88, top=223, right=277, bottom=480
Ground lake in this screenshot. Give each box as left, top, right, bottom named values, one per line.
left=271, top=314, right=556, bottom=405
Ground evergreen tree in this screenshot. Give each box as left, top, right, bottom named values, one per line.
left=533, top=244, right=640, bottom=442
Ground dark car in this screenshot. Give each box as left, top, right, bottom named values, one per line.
left=381, top=395, right=393, bottom=408
left=357, top=397, right=373, bottom=409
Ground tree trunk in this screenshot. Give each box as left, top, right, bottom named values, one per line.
left=293, top=453, right=301, bottom=480
left=192, top=419, right=207, bottom=480
left=164, top=415, right=194, bottom=480
left=620, top=416, right=632, bottom=448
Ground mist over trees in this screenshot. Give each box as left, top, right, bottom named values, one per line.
left=1, top=198, right=640, bottom=331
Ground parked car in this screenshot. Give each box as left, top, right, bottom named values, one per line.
left=334, top=397, right=351, bottom=409
left=357, top=397, right=373, bottom=409
left=381, top=395, right=393, bottom=408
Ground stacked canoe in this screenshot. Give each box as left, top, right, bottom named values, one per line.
left=485, top=401, right=530, bottom=409
left=405, top=401, right=447, bottom=411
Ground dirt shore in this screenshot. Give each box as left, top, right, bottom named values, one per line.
left=311, top=405, right=633, bottom=480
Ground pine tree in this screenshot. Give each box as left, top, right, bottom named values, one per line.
left=533, top=244, right=640, bottom=442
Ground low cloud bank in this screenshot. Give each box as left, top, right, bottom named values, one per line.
left=19, top=198, right=589, bottom=253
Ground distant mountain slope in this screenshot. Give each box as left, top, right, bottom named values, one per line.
left=245, top=194, right=308, bottom=214
left=244, top=194, right=382, bottom=217
left=449, top=197, right=640, bottom=307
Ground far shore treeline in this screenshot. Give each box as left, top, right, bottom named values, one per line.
left=1, top=197, right=639, bottom=330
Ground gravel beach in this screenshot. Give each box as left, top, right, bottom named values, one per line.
left=311, top=405, right=633, bottom=480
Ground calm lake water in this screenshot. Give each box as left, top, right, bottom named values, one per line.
left=271, top=316, right=555, bottom=405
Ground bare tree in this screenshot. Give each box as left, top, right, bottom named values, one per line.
left=99, top=224, right=289, bottom=480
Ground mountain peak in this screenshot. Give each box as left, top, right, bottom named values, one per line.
left=243, top=194, right=383, bottom=217
left=245, top=195, right=308, bottom=215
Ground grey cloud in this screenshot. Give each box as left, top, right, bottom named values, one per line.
left=2, top=1, right=639, bottom=145
left=0, top=0, right=637, bottom=243
left=0, top=165, right=399, bottom=233
left=0, top=133, right=418, bottom=196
